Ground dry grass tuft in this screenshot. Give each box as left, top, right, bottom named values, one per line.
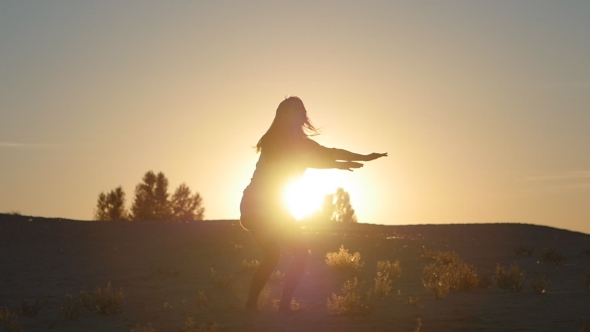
left=540, top=248, right=567, bottom=265
left=60, top=294, right=82, bottom=321
left=0, top=307, right=22, bottom=332
left=514, top=245, right=534, bottom=256
left=209, top=268, right=234, bottom=290
left=528, top=274, right=549, bottom=293
left=421, top=250, right=480, bottom=298
left=131, top=323, right=156, bottom=332
left=241, top=259, right=260, bottom=273
left=196, top=289, right=212, bottom=308
left=151, top=266, right=180, bottom=277
left=269, top=270, right=285, bottom=285
left=495, top=264, right=525, bottom=292
left=326, top=278, right=370, bottom=316
left=20, top=299, right=43, bottom=317
left=371, top=272, right=393, bottom=300
left=80, top=282, right=124, bottom=314
left=376, top=260, right=402, bottom=278
left=406, top=296, right=420, bottom=306
left=325, top=245, right=364, bottom=273
left=584, top=270, right=590, bottom=291
left=272, top=298, right=302, bottom=311
left=183, top=318, right=219, bottom=332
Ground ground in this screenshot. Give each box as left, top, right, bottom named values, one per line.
left=1, top=214, right=589, bottom=331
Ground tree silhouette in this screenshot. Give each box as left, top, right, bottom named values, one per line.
left=170, top=183, right=205, bottom=221
left=131, top=171, right=172, bottom=221
left=94, top=186, right=128, bottom=221
left=307, top=187, right=358, bottom=223
left=95, top=171, right=205, bottom=222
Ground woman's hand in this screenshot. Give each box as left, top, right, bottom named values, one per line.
left=364, top=152, right=388, bottom=161
left=337, top=161, right=364, bottom=171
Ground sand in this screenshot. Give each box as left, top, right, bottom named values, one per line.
left=1, top=213, right=589, bottom=331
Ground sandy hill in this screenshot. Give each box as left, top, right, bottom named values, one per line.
left=1, top=214, right=589, bottom=331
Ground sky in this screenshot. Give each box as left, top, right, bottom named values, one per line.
left=1, top=1, right=589, bottom=234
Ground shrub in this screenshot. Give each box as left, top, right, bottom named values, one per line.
left=269, top=270, right=285, bottom=285
left=406, top=296, right=420, bottom=306
left=131, top=323, right=157, bottom=332
left=326, top=278, right=370, bottom=316
left=272, top=298, right=302, bottom=311
left=495, top=264, right=525, bottom=292
left=209, top=268, right=234, bottom=290
left=325, top=245, right=363, bottom=273
left=477, top=275, right=492, bottom=289
left=196, top=290, right=212, bottom=308
left=413, top=317, right=423, bottom=332
left=241, top=259, right=260, bottom=273
left=372, top=272, right=393, bottom=300
left=421, top=250, right=480, bottom=298
left=514, top=245, right=534, bottom=256
left=584, top=270, right=590, bottom=291
left=422, top=263, right=451, bottom=299
left=528, top=274, right=549, bottom=293
left=540, top=248, right=566, bottom=266
left=80, top=282, right=124, bottom=314
left=152, top=266, right=180, bottom=277
left=0, top=307, right=22, bottom=332
left=183, top=318, right=219, bottom=332
left=232, top=244, right=243, bottom=253
left=60, top=294, right=82, bottom=321
left=377, top=260, right=402, bottom=278
left=21, top=300, right=42, bottom=317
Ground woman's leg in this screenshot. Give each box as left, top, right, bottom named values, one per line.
left=278, top=230, right=308, bottom=311
left=245, top=235, right=281, bottom=311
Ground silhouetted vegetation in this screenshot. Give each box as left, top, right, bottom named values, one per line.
left=495, top=263, right=525, bottom=292
left=170, top=183, right=205, bottom=222
left=325, top=245, right=363, bottom=273
left=94, top=171, right=205, bottom=221
left=421, top=250, right=480, bottom=298
left=0, top=307, right=22, bottom=332
left=528, top=274, right=549, bottom=293
left=540, top=248, right=567, bottom=266
left=584, top=270, right=590, bottom=291
left=80, top=282, right=124, bottom=314
left=514, top=245, right=534, bottom=256
left=94, top=186, right=128, bottom=221
left=306, top=187, right=358, bottom=223
left=326, top=278, right=370, bottom=316
left=131, top=171, right=172, bottom=221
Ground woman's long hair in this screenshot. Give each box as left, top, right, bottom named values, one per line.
left=255, top=96, right=319, bottom=153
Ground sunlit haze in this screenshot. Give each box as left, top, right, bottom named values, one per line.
left=1, top=1, right=589, bottom=233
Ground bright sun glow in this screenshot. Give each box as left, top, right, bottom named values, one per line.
left=283, top=169, right=361, bottom=220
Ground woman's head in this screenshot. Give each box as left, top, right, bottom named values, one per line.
left=256, top=96, right=318, bottom=152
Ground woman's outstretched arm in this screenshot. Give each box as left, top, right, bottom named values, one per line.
left=307, top=159, right=365, bottom=171
left=327, top=148, right=387, bottom=162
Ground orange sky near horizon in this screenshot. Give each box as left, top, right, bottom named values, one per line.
left=1, top=1, right=589, bottom=234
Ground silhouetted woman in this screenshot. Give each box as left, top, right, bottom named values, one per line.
left=240, top=96, right=387, bottom=312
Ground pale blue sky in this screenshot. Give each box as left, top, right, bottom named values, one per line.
left=1, top=1, right=589, bottom=233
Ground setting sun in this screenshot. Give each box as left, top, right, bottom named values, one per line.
left=283, top=169, right=360, bottom=220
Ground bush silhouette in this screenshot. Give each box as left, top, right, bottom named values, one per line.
left=94, top=186, right=128, bottom=221
left=307, top=187, right=358, bottom=223
left=95, top=171, right=205, bottom=221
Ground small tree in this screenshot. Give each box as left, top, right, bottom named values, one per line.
left=332, top=188, right=358, bottom=223
left=307, top=187, right=358, bottom=223
left=170, top=183, right=205, bottom=221
left=94, top=186, right=128, bottom=221
left=131, top=171, right=172, bottom=221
